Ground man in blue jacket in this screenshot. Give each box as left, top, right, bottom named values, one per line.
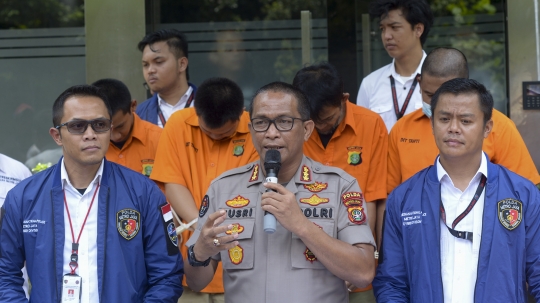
left=137, top=29, right=197, bottom=128
left=0, top=85, right=183, bottom=302
left=373, top=78, right=540, bottom=302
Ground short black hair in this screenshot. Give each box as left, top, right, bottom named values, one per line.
left=421, top=47, right=469, bottom=79
left=431, top=78, right=493, bottom=125
left=194, top=77, right=244, bottom=129
left=92, top=78, right=132, bottom=115
left=369, top=0, right=434, bottom=45
left=138, top=29, right=190, bottom=80
left=52, top=85, right=112, bottom=127
left=249, top=82, right=311, bottom=120
left=293, top=62, right=343, bottom=124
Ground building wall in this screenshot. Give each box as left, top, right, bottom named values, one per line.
left=508, top=0, right=540, bottom=171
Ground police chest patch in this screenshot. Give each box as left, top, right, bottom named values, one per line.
left=348, top=206, right=366, bottom=225
left=497, top=198, right=523, bottom=230
left=116, top=209, right=140, bottom=240
left=199, top=195, right=210, bottom=218
left=229, top=245, right=244, bottom=265
left=167, top=222, right=178, bottom=247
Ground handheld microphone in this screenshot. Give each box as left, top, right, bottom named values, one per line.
left=264, top=149, right=281, bottom=234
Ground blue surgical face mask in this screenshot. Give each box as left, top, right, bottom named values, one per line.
left=422, top=101, right=432, bottom=118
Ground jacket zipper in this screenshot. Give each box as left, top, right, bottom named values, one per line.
left=51, top=190, right=60, bottom=302
left=473, top=185, right=487, bottom=302
left=98, top=188, right=110, bottom=303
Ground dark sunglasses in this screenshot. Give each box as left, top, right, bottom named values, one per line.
left=55, top=118, right=112, bottom=134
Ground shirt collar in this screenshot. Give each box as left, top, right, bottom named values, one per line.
left=157, top=86, right=193, bottom=107
left=436, top=152, right=488, bottom=183
left=61, top=158, right=104, bottom=192
left=129, top=113, right=147, bottom=146
left=336, top=101, right=358, bottom=136
left=389, top=50, right=427, bottom=80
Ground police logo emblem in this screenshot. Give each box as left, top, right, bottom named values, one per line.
left=304, top=247, right=317, bottom=263
left=348, top=206, right=366, bottom=225
left=167, top=222, right=178, bottom=247
left=347, top=151, right=362, bottom=166
left=229, top=245, right=243, bottom=265
left=116, top=209, right=141, bottom=240
left=342, top=192, right=364, bottom=207
left=233, top=145, right=244, bottom=157
left=497, top=198, right=523, bottom=230
left=199, top=195, right=210, bottom=218
left=141, top=159, right=154, bottom=177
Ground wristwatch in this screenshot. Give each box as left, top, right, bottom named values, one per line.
left=188, top=244, right=211, bottom=267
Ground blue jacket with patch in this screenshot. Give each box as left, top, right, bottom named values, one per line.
left=0, top=158, right=183, bottom=303
left=136, top=82, right=197, bottom=125
left=373, top=158, right=540, bottom=302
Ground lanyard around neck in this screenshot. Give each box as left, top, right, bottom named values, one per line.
left=157, top=91, right=195, bottom=127
left=389, top=73, right=421, bottom=120
left=439, top=174, right=486, bottom=242
left=64, top=183, right=100, bottom=274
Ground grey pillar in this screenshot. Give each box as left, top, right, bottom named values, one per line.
left=507, top=0, right=540, bottom=171
left=85, top=0, right=147, bottom=103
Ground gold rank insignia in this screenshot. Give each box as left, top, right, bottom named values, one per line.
left=229, top=245, right=244, bottom=265
left=341, top=192, right=364, bottom=208
left=300, top=194, right=329, bottom=206
left=303, top=182, right=328, bottom=193
left=249, top=164, right=259, bottom=182
left=304, top=247, right=317, bottom=263
left=301, top=165, right=311, bottom=182
left=348, top=206, right=366, bottom=225
left=141, top=159, right=154, bottom=177
left=226, top=223, right=245, bottom=235
left=226, top=195, right=250, bottom=208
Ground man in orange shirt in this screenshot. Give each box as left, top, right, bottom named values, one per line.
left=388, top=47, right=540, bottom=195
left=294, top=62, right=387, bottom=303
left=93, top=79, right=163, bottom=182
left=151, top=77, right=258, bottom=302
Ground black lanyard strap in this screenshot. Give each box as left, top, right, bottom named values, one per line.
left=389, top=73, right=420, bottom=120
left=440, top=174, right=487, bottom=242
left=157, top=91, right=195, bottom=127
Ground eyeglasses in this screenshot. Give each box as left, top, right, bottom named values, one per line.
left=55, top=118, right=112, bottom=134
left=250, top=116, right=305, bottom=132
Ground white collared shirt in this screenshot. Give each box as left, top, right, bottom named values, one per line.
left=356, top=51, right=426, bottom=132
left=61, top=159, right=103, bottom=303
left=0, top=154, right=32, bottom=298
left=437, top=153, right=488, bottom=303
left=157, top=86, right=194, bottom=128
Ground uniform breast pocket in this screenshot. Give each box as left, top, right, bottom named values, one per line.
left=220, top=218, right=255, bottom=270
left=291, top=219, right=334, bottom=270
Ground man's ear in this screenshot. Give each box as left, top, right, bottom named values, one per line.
left=49, top=127, right=63, bottom=146
left=484, top=119, right=494, bottom=138
left=178, top=57, right=188, bottom=73
left=415, top=23, right=425, bottom=39
left=303, top=120, right=315, bottom=141
left=130, top=100, right=138, bottom=113
left=342, top=93, right=350, bottom=103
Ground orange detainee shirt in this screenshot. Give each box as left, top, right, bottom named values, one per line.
left=106, top=113, right=163, bottom=179
left=387, top=108, right=540, bottom=194
left=304, top=101, right=388, bottom=203
left=150, top=108, right=258, bottom=293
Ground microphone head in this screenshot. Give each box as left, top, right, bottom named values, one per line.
left=264, top=149, right=281, bottom=172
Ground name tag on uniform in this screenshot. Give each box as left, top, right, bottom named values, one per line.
left=62, top=274, right=82, bottom=302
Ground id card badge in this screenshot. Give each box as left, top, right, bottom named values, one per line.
left=61, top=274, right=82, bottom=303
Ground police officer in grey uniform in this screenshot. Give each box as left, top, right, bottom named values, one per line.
left=184, top=82, right=376, bottom=303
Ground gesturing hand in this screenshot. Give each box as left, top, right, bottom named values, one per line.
left=193, top=210, right=239, bottom=261
left=261, top=182, right=308, bottom=234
